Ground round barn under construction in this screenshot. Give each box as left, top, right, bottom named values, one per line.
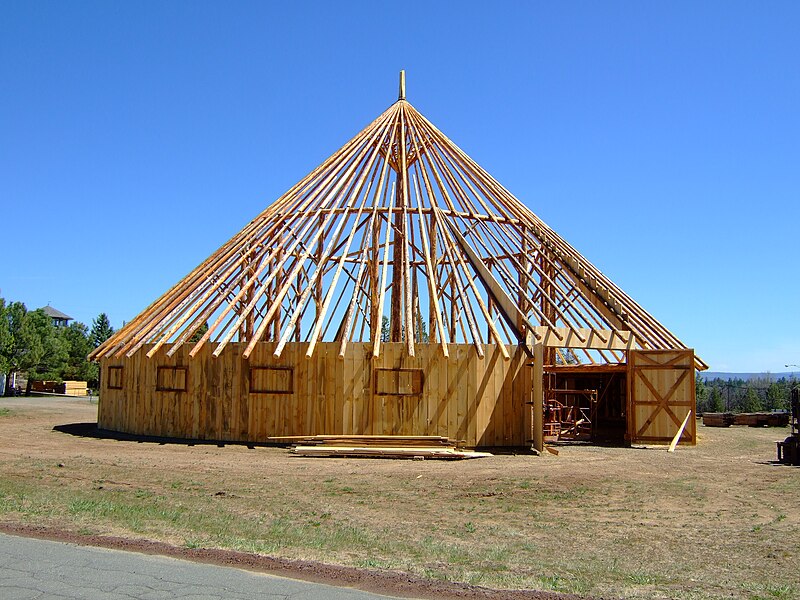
left=92, top=74, right=706, bottom=452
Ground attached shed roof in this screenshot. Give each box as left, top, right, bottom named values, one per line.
left=92, top=74, right=705, bottom=370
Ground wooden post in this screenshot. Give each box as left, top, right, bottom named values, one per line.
left=428, top=212, right=438, bottom=343
left=531, top=342, right=544, bottom=452
left=369, top=219, right=380, bottom=342
left=486, top=258, right=494, bottom=342
left=518, top=229, right=529, bottom=334
left=315, top=214, right=324, bottom=318
left=398, top=70, right=406, bottom=101
left=390, top=180, right=404, bottom=342
left=538, top=249, right=556, bottom=366
left=449, top=278, right=457, bottom=341
left=270, top=246, right=283, bottom=342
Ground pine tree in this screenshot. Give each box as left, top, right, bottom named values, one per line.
left=765, top=382, right=784, bottom=411
left=4, top=302, right=44, bottom=394
left=89, top=313, right=114, bottom=348
left=60, top=322, right=99, bottom=384
left=710, top=387, right=725, bottom=412
left=189, top=322, right=209, bottom=343
left=380, top=316, right=390, bottom=342
left=695, top=374, right=709, bottom=412
left=0, top=298, right=11, bottom=376
left=25, top=309, right=68, bottom=387
left=742, top=386, right=763, bottom=412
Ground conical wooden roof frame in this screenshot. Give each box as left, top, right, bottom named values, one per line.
left=92, top=74, right=706, bottom=370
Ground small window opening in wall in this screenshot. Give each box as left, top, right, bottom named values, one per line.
left=374, top=368, right=424, bottom=396
left=156, top=366, right=188, bottom=392
left=107, top=366, right=124, bottom=390
left=250, top=366, right=294, bottom=394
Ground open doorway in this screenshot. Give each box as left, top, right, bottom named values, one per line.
left=543, top=364, right=627, bottom=444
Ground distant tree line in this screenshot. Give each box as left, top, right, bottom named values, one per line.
left=0, top=296, right=114, bottom=395
left=696, top=374, right=798, bottom=414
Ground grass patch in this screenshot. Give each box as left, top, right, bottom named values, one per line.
left=0, top=408, right=11, bottom=417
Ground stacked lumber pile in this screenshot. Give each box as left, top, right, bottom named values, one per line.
left=702, top=413, right=734, bottom=427
left=29, top=380, right=88, bottom=396
left=29, top=381, right=59, bottom=394
left=703, top=412, right=789, bottom=427
left=733, top=412, right=789, bottom=427
left=58, top=381, right=89, bottom=396
left=286, top=435, right=492, bottom=460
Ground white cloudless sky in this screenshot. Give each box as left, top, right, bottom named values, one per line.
left=2, top=1, right=798, bottom=372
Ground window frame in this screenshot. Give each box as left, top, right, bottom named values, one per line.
left=155, top=366, right=188, bottom=392
left=107, top=366, right=124, bottom=390
left=373, top=368, right=424, bottom=396
left=249, top=366, right=294, bottom=395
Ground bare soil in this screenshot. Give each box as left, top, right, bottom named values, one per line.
left=1, top=396, right=798, bottom=599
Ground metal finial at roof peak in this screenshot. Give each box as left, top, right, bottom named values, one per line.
left=398, top=70, right=406, bottom=101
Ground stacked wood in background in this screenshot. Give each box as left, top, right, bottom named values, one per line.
left=703, top=412, right=789, bottom=428
left=29, top=381, right=58, bottom=394
left=29, top=380, right=88, bottom=396
left=733, top=412, right=789, bottom=427
left=59, top=381, right=89, bottom=396
left=286, top=435, right=492, bottom=459
left=702, top=413, right=734, bottom=427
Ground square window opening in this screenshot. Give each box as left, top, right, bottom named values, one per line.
left=107, top=366, right=124, bottom=390
left=250, top=366, right=294, bottom=394
left=156, top=366, right=188, bottom=392
left=374, top=368, right=424, bottom=396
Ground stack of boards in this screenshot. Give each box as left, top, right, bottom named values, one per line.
left=282, top=435, right=493, bottom=460
left=29, top=380, right=88, bottom=396
left=702, top=412, right=789, bottom=427
left=702, top=413, right=736, bottom=427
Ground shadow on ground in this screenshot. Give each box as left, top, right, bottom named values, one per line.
left=52, top=423, right=280, bottom=449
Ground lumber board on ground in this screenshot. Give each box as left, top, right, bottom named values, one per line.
left=291, top=445, right=492, bottom=459
left=278, top=434, right=460, bottom=447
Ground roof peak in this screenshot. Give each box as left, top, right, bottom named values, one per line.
left=398, top=70, right=406, bottom=101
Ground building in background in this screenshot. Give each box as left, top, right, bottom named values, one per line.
left=40, top=305, right=73, bottom=328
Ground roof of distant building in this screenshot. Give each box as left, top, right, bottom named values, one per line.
left=40, top=305, right=73, bottom=321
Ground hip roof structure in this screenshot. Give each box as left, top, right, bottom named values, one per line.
left=92, top=73, right=705, bottom=371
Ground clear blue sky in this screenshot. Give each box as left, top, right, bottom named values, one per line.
left=2, top=1, right=798, bottom=373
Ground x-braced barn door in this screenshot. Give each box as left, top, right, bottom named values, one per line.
left=628, top=350, right=696, bottom=445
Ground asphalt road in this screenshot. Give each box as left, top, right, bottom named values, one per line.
left=0, top=533, right=400, bottom=600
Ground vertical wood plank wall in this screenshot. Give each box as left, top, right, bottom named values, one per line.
left=99, top=342, right=531, bottom=447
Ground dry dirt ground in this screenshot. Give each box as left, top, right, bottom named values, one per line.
left=0, top=396, right=798, bottom=600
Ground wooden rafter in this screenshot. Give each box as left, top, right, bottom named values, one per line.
left=90, top=75, right=705, bottom=371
